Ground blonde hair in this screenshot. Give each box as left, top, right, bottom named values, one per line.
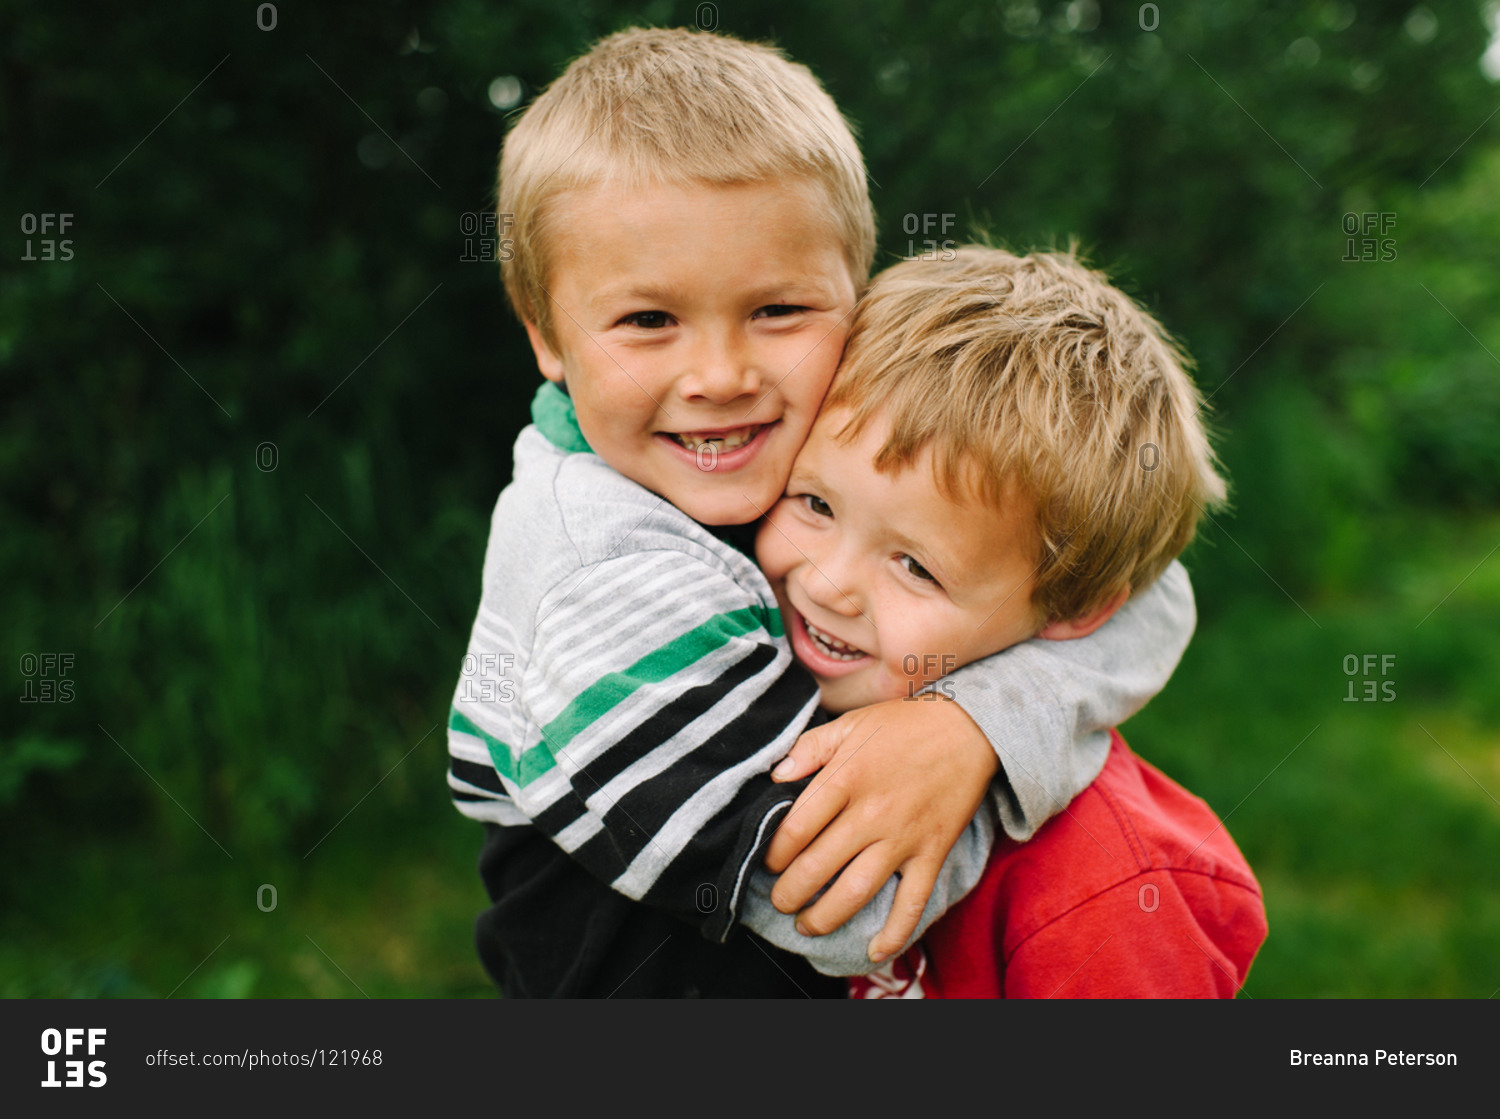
left=497, top=26, right=875, bottom=346
left=824, top=246, right=1228, bottom=623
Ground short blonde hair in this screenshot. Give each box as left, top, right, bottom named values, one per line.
left=498, top=27, right=876, bottom=346
left=824, top=246, right=1228, bottom=624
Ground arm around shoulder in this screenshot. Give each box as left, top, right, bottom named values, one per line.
left=944, top=560, right=1197, bottom=839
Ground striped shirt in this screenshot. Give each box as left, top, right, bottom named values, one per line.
left=448, top=383, right=1196, bottom=975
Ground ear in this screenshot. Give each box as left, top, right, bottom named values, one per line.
left=524, top=320, right=566, bottom=384
left=1037, top=585, right=1130, bottom=641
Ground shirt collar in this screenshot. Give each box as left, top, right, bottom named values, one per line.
left=531, top=381, right=593, bottom=454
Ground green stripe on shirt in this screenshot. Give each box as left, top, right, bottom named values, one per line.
left=451, top=603, right=782, bottom=788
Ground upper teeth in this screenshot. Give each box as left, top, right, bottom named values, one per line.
left=805, top=619, right=867, bottom=661
left=671, top=427, right=760, bottom=453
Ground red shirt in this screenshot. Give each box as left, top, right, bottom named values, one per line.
left=862, top=731, right=1268, bottom=998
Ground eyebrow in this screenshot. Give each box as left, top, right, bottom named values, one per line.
left=594, top=278, right=834, bottom=312
left=740, top=281, right=832, bottom=305
left=589, top=282, right=694, bottom=310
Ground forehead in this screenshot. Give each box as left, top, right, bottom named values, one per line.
left=545, top=176, right=855, bottom=285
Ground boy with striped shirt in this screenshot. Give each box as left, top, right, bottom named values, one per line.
left=446, top=27, right=1196, bottom=996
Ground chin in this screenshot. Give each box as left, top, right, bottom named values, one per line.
left=679, top=485, right=777, bottom=527
left=677, top=495, right=743, bottom=526
left=674, top=496, right=745, bottom=526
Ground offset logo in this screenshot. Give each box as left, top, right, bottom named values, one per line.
left=40, top=1028, right=107, bottom=1088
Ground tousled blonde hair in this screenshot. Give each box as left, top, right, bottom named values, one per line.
left=497, top=27, right=875, bottom=346
left=824, top=246, right=1228, bottom=623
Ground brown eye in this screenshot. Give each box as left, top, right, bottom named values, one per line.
left=901, top=555, right=939, bottom=584
left=805, top=495, right=832, bottom=517
left=622, top=311, right=670, bottom=329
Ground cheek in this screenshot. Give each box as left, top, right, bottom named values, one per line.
left=775, top=339, right=843, bottom=413
left=757, top=522, right=800, bottom=583
left=878, top=616, right=942, bottom=684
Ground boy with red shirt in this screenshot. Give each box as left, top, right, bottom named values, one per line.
left=758, top=246, right=1267, bottom=997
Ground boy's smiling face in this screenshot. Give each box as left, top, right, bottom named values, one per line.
left=756, top=407, right=1055, bottom=714
left=525, top=177, right=858, bottom=525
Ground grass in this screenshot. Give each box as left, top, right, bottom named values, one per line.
left=0, top=810, right=494, bottom=999
left=1124, top=510, right=1500, bottom=998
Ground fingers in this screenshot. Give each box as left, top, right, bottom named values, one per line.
left=771, top=716, right=849, bottom=782
left=790, top=844, right=903, bottom=940
left=763, top=772, right=846, bottom=874
left=770, top=813, right=876, bottom=916
left=865, top=860, right=940, bottom=962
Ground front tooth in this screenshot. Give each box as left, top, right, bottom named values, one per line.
left=678, top=427, right=757, bottom=452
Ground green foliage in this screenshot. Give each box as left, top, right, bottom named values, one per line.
left=3, top=0, right=1498, bottom=995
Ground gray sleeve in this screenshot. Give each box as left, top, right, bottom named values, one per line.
left=945, top=560, right=1197, bottom=841
left=736, top=802, right=998, bottom=976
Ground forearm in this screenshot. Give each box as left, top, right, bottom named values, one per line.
left=946, top=560, right=1196, bottom=839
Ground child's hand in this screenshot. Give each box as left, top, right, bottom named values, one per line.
left=764, top=696, right=998, bottom=961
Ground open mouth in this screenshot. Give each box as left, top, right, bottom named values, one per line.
left=667, top=425, right=764, bottom=453
left=803, top=617, right=868, bottom=662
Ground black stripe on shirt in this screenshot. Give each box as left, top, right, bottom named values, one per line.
left=526, top=646, right=811, bottom=848
left=450, top=755, right=508, bottom=795
left=574, top=662, right=818, bottom=879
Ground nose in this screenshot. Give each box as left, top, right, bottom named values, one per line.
left=796, top=542, right=864, bottom=620
left=679, top=327, right=762, bottom=405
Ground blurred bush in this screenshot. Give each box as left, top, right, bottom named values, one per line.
left=2, top=0, right=1497, bottom=875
